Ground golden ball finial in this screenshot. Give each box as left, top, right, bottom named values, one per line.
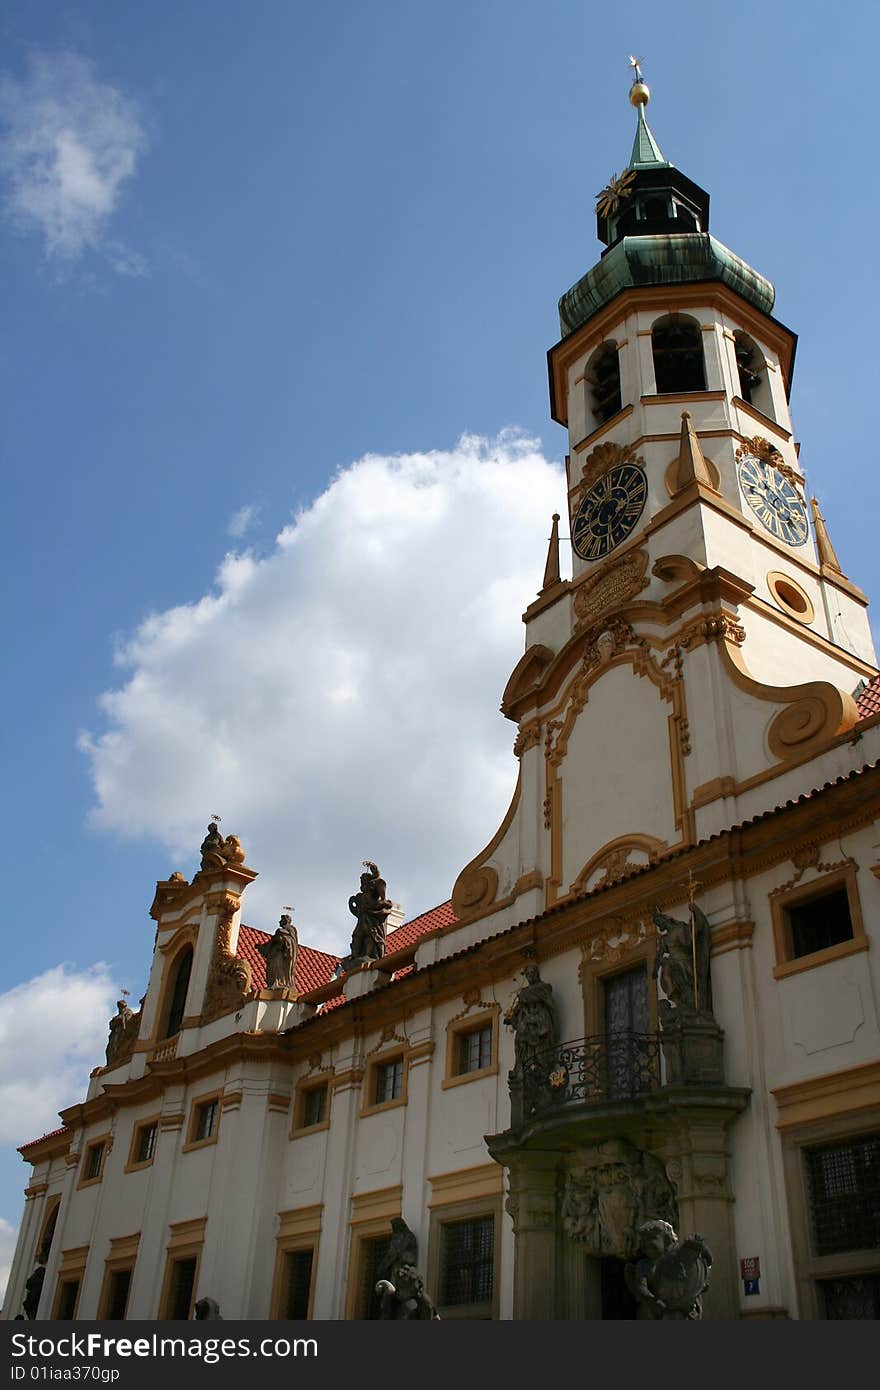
left=628, top=55, right=649, bottom=106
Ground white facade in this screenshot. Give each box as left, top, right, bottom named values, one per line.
left=5, top=97, right=880, bottom=1323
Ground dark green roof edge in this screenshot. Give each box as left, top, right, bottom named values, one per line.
left=558, top=233, right=775, bottom=337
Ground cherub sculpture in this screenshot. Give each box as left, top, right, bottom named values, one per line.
left=624, top=1220, right=712, bottom=1319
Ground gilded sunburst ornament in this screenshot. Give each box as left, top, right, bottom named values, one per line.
left=595, top=168, right=636, bottom=218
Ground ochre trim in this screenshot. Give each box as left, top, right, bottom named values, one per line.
left=443, top=1005, right=501, bottom=1090
left=451, top=770, right=522, bottom=922
left=773, top=1060, right=880, bottom=1129
left=427, top=1164, right=505, bottom=1207
left=349, top=1185, right=403, bottom=1223
left=710, top=919, right=755, bottom=956
left=277, top=1204, right=323, bottom=1240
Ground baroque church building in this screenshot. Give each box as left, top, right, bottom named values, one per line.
left=6, top=73, right=880, bottom=1321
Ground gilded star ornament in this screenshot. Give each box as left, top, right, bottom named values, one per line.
left=595, top=167, right=636, bottom=218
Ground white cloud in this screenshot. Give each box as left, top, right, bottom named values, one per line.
left=228, top=503, right=259, bottom=539
left=0, top=1216, right=16, bottom=1313
left=82, top=432, right=566, bottom=951
left=0, top=963, right=117, bottom=1146
left=0, top=51, right=146, bottom=266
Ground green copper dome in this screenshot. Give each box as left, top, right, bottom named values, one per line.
left=558, top=232, right=776, bottom=339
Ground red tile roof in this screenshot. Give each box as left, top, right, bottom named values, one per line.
left=19, top=901, right=458, bottom=1149
left=385, top=900, right=457, bottom=952
left=19, top=1126, right=70, bottom=1154
left=236, top=899, right=456, bottom=995
left=237, top=925, right=339, bottom=995
left=857, top=675, right=880, bottom=720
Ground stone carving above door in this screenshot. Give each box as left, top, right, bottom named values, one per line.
left=561, top=1139, right=678, bottom=1260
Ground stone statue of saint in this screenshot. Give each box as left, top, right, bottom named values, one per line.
left=624, top=1220, right=712, bottom=1319
left=193, top=1297, right=223, bottom=1319
left=376, top=1217, right=418, bottom=1286
left=199, top=823, right=246, bottom=874
left=348, top=861, right=393, bottom=960
left=375, top=1265, right=440, bottom=1320
left=257, top=913, right=298, bottom=989
left=105, top=998, right=139, bottom=1068
left=22, top=1264, right=45, bottom=1320
left=652, top=904, right=713, bottom=1016
left=504, top=963, right=560, bottom=1072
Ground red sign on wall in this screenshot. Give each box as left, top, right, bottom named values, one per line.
left=740, top=1256, right=760, bottom=1279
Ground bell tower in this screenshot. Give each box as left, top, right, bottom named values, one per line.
left=452, top=65, right=877, bottom=928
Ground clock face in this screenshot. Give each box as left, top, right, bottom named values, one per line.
left=737, top=455, right=808, bottom=546
left=571, top=463, right=648, bottom=561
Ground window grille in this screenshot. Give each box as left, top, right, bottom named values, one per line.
left=358, top=1236, right=391, bottom=1319
left=167, top=1256, right=197, bottom=1320
left=805, top=1133, right=880, bottom=1256
left=283, top=1249, right=314, bottom=1319
left=440, top=1216, right=494, bottom=1307
left=55, top=1279, right=79, bottom=1321
left=105, top=1267, right=132, bottom=1320
left=819, top=1274, right=880, bottom=1319
left=587, top=345, right=622, bottom=423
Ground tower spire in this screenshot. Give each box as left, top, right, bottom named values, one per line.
left=540, top=514, right=562, bottom=592
left=627, top=57, right=668, bottom=168
left=810, top=497, right=844, bottom=574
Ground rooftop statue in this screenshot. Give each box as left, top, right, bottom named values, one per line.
left=105, top=997, right=141, bottom=1069
left=257, top=913, right=298, bottom=989
left=624, top=1220, right=712, bottom=1319
left=348, top=861, right=393, bottom=961
left=199, top=822, right=246, bottom=874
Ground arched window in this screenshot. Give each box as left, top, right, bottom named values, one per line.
left=585, top=341, right=622, bottom=425
left=161, top=947, right=193, bottom=1040
left=651, top=314, right=706, bottom=394
left=37, top=1198, right=61, bottom=1264
left=734, top=331, right=773, bottom=417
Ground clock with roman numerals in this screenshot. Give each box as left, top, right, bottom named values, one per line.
left=571, top=463, right=648, bottom=561
left=737, top=454, right=808, bottom=546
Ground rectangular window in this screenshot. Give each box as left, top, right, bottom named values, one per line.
left=805, top=1133, right=880, bottom=1256
left=440, top=1216, right=494, bottom=1308
left=788, top=888, right=853, bottom=960
left=135, top=1123, right=157, bottom=1165
left=55, top=1279, right=80, bottom=1321
left=819, top=1274, right=880, bottom=1319
left=282, top=1249, right=314, bottom=1319
left=166, top=1256, right=197, bottom=1320
left=375, top=1058, right=403, bottom=1106
left=358, top=1235, right=392, bottom=1320
left=83, top=1141, right=106, bottom=1182
left=104, top=1268, right=132, bottom=1320
left=459, top=1024, right=493, bottom=1075
left=194, top=1100, right=217, bottom=1143
left=301, top=1084, right=327, bottom=1129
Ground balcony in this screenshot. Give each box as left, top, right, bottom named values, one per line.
left=515, top=1031, right=661, bottom=1126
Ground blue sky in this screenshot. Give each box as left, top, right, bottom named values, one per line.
left=1, top=0, right=878, bottom=1293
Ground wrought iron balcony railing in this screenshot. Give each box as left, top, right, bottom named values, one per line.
left=514, top=1031, right=661, bottom=1124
